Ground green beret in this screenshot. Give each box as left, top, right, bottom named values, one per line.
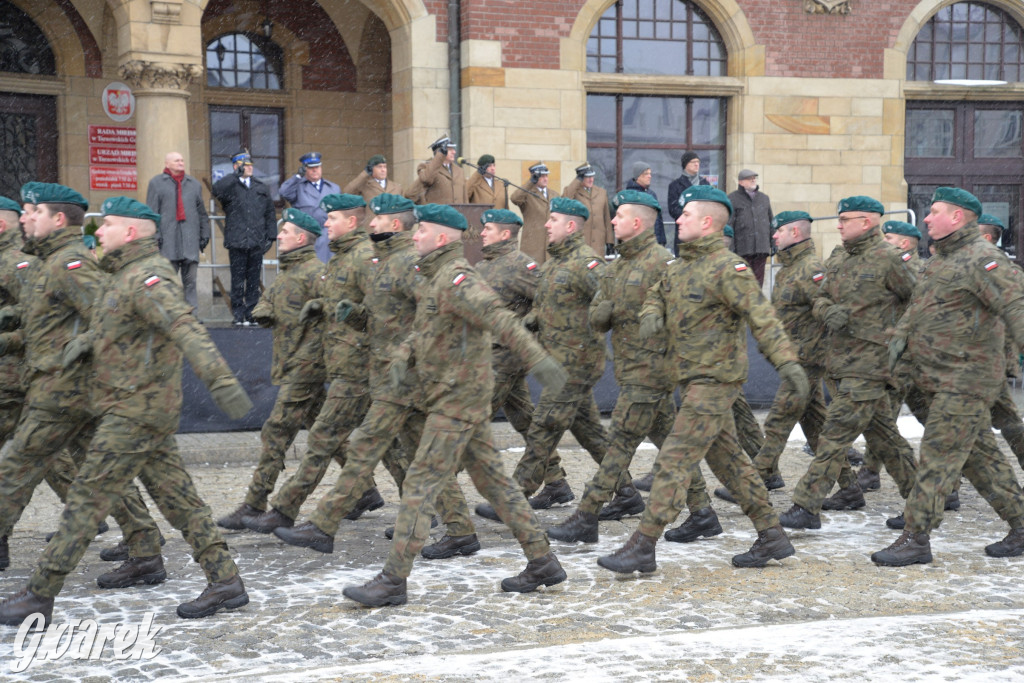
left=550, top=196, right=589, bottom=222
left=611, top=189, right=660, bottom=213
left=771, top=210, right=812, bottom=230
left=414, top=203, right=468, bottom=231
left=931, top=187, right=982, bottom=217
left=481, top=209, right=522, bottom=227
left=0, top=197, right=23, bottom=215
left=882, top=220, right=921, bottom=239
left=101, top=196, right=160, bottom=222
left=680, top=185, right=733, bottom=219
left=32, top=183, right=89, bottom=210
left=19, top=182, right=40, bottom=205
left=367, top=154, right=386, bottom=168
left=477, top=154, right=495, bottom=167
left=282, top=208, right=322, bottom=236
left=369, top=193, right=415, bottom=216
left=320, top=193, right=366, bottom=213
left=724, top=225, right=734, bottom=238
left=837, top=196, right=884, bottom=215
left=979, top=213, right=1005, bottom=230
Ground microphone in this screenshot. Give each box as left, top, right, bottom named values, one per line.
left=456, top=157, right=467, bottom=165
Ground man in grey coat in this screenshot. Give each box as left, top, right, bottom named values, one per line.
left=727, top=169, right=774, bottom=286
left=146, top=151, right=211, bottom=309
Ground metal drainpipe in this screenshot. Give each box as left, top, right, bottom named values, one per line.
left=448, top=0, right=461, bottom=145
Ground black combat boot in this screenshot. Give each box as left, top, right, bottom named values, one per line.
left=945, top=490, right=960, bottom=511
left=821, top=484, right=866, bottom=511
left=847, top=447, right=865, bottom=466
left=0, top=588, right=54, bottom=626
left=547, top=510, right=599, bottom=543
left=176, top=574, right=249, bottom=619
left=344, top=487, right=386, bottom=521
left=421, top=534, right=481, bottom=560
left=273, top=521, right=334, bottom=553
left=857, top=467, right=881, bottom=491
left=474, top=503, right=501, bottom=522
left=779, top=504, right=821, bottom=530
left=343, top=572, right=407, bottom=607
left=528, top=479, right=575, bottom=509
left=0, top=535, right=8, bottom=571
left=100, top=533, right=166, bottom=562
left=597, top=530, right=657, bottom=574
left=764, top=473, right=785, bottom=491
left=664, top=507, right=723, bottom=543
left=598, top=485, right=645, bottom=521
left=97, top=555, right=167, bottom=589
left=216, top=503, right=262, bottom=530
left=713, top=486, right=738, bottom=504
left=985, top=527, right=1024, bottom=558
left=731, top=525, right=795, bottom=567
left=632, top=472, right=654, bottom=492
left=871, top=529, right=932, bottom=566
left=501, top=553, right=567, bottom=592
left=244, top=508, right=294, bottom=534
left=886, top=512, right=905, bottom=529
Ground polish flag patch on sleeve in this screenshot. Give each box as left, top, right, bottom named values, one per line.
left=734, top=263, right=748, bottom=272
left=371, top=257, right=379, bottom=264
left=66, top=260, right=82, bottom=270
left=526, top=262, right=537, bottom=270
left=587, top=259, right=600, bottom=270
left=452, top=273, right=466, bottom=286
left=902, top=252, right=913, bottom=262
left=144, top=275, right=161, bottom=287
left=812, top=272, right=825, bottom=282
left=16, top=261, right=29, bottom=269
left=985, top=260, right=999, bottom=271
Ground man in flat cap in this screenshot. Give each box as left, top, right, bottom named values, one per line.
left=780, top=196, right=918, bottom=531
left=874, top=188, right=1024, bottom=566
left=0, top=196, right=255, bottom=625
left=625, top=162, right=665, bottom=254
left=344, top=155, right=402, bottom=229
left=466, top=155, right=508, bottom=209
left=599, top=185, right=807, bottom=574
left=409, top=135, right=466, bottom=206
left=212, top=150, right=278, bottom=325
left=728, top=169, right=774, bottom=286
left=342, top=203, right=569, bottom=607
left=217, top=208, right=327, bottom=530
left=511, top=162, right=560, bottom=264
left=563, top=163, right=613, bottom=256
left=280, top=152, right=340, bottom=263
left=666, top=151, right=710, bottom=253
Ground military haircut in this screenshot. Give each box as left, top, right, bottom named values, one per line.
left=502, top=221, right=522, bottom=238
left=339, top=206, right=366, bottom=221
left=295, top=226, right=319, bottom=244
left=134, top=217, right=158, bottom=237
left=394, top=210, right=416, bottom=232
left=902, top=235, right=920, bottom=250
left=41, top=202, right=85, bottom=226
left=979, top=223, right=1001, bottom=243
left=0, top=209, right=19, bottom=226
left=439, top=225, right=464, bottom=241
left=632, top=204, right=658, bottom=230
left=792, top=219, right=813, bottom=239
left=692, top=200, right=730, bottom=230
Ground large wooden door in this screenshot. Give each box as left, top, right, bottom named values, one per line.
left=0, top=93, right=57, bottom=200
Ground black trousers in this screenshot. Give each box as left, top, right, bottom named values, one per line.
left=228, top=247, right=264, bottom=320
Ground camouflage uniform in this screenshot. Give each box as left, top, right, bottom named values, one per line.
left=732, top=393, right=764, bottom=460
left=29, top=237, right=242, bottom=597
left=308, top=232, right=472, bottom=537
left=637, top=234, right=799, bottom=538
left=0, top=229, right=156, bottom=551
left=897, top=224, right=1024, bottom=535
left=752, top=238, right=828, bottom=480
left=384, top=242, right=551, bottom=578
left=512, top=231, right=614, bottom=497
left=243, top=243, right=327, bottom=511
left=579, top=230, right=709, bottom=514
left=789, top=227, right=917, bottom=515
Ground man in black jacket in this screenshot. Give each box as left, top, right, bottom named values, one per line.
left=212, top=151, right=278, bottom=325
left=666, top=152, right=710, bottom=250
left=727, top=169, right=774, bottom=286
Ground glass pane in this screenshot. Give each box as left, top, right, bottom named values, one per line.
left=692, top=98, right=724, bottom=145
left=623, top=40, right=686, bottom=75
left=586, top=95, right=617, bottom=143
left=586, top=147, right=618, bottom=195
left=622, top=96, right=688, bottom=144
left=907, top=184, right=941, bottom=258
left=973, top=184, right=1018, bottom=257
left=974, top=110, right=1023, bottom=158
left=250, top=114, right=279, bottom=156
left=905, top=109, right=954, bottom=158
left=638, top=21, right=654, bottom=39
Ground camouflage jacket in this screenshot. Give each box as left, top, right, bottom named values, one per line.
left=23, top=228, right=105, bottom=413
left=0, top=228, right=38, bottom=392
left=773, top=238, right=827, bottom=368
left=812, top=228, right=916, bottom=383
left=251, top=244, right=325, bottom=385
left=641, top=233, right=798, bottom=385
left=92, top=237, right=239, bottom=432
left=476, top=239, right=540, bottom=374
left=591, top=229, right=673, bottom=391
left=534, top=231, right=605, bottom=385
left=316, top=230, right=374, bottom=385
left=401, top=242, right=548, bottom=422
left=895, top=223, right=1024, bottom=402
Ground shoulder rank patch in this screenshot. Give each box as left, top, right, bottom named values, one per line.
left=587, top=259, right=600, bottom=270
left=901, top=252, right=912, bottom=262
left=526, top=262, right=537, bottom=270
left=66, top=260, right=82, bottom=270
left=734, top=263, right=748, bottom=272
left=16, top=261, right=29, bottom=269
left=144, top=275, right=161, bottom=287
left=452, top=273, right=466, bottom=286
left=984, top=260, right=999, bottom=271
left=812, top=272, right=825, bottom=282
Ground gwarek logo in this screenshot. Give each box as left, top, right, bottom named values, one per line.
left=9, top=612, right=164, bottom=673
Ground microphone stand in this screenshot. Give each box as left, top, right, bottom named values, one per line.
left=456, top=157, right=549, bottom=202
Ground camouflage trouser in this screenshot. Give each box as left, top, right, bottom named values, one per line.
left=792, top=378, right=917, bottom=515
left=269, top=380, right=372, bottom=520
left=862, top=383, right=906, bottom=474
left=514, top=381, right=611, bottom=497
left=990, top=383, right=1024, bottom=470
left=904, top=391, right=1024, bottom=535
left=579, top=388, right=709, bottom=515
left=245, top=381, right=327, bottom=510
left=384, top=414, right=549, bottom=578
left=753, top=365, right=827, bottom=479
left=639, top=381, right=778, bottom=538
left=29, top=414, right=237, bottom=598
left=0, top=407, right=156, bottom=552
left=0, top=395, right=77, bottom=508
left=732, top=393, right=764, bottom=459
left=492, top=368, right=534, bottom=438
left=309, top=400, right=472, bottom=537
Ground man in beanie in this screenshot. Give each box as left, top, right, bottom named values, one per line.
left=280, top=152, right=340, bottom=263
left=728, top=169, right=774, bottom=285
left=511, top=162, right=559, bottom=264
left=342, top=203, right=569, bottom=607
left=562, top=163, right=612, bottom=256
left=466, top=154, right=508, bottom=209
left=0, top=196, right=253, bottom=625
left=343, top=154, right=402, bottom=228
left=217, top=208, right=327, bottom=530
left=666, top=151, right=709, bottom=251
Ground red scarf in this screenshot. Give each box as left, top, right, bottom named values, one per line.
left=164, top=168, right=186, bottom=222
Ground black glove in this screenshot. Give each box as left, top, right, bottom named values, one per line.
left=0, top=308, right=19, bottom=331
left=365, top=163, right=374, bottom=174
left=157, top=236, right=163, bottom=250
left=605, top=243, right=616, bottom=256
left=199, top=238, right=209, bottom=252
left=296, top=166, right=306, bottom=178
left=530, top=173, right=540, bottom=184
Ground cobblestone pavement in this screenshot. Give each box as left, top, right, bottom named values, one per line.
left=2, top=416, right=1024, bottom=680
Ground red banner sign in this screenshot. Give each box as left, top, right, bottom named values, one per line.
left=90, top=166, right=138, bottom=191
left=88, top=125, right=136, bottom=146
left=90, top=146, right=137, bottom=166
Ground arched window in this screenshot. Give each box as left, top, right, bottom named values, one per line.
left=587, top=0, right=725, bottom=76
left=907, top=2, right=1024, bottom=82
left=206, top=33, right=283, bottom=89
left=0, top=3, right=55, bottom=75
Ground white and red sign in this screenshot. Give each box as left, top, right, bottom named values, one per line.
left=90, top=167, right=137, bottom=191
left=102, top=82, right=135, bottom=122
left=89, top=125, right=136, bottom=146
left=90, top=146, right=137, bottom=166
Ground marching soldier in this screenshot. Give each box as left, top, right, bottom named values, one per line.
left=511, top=162, right=559, bottom=264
